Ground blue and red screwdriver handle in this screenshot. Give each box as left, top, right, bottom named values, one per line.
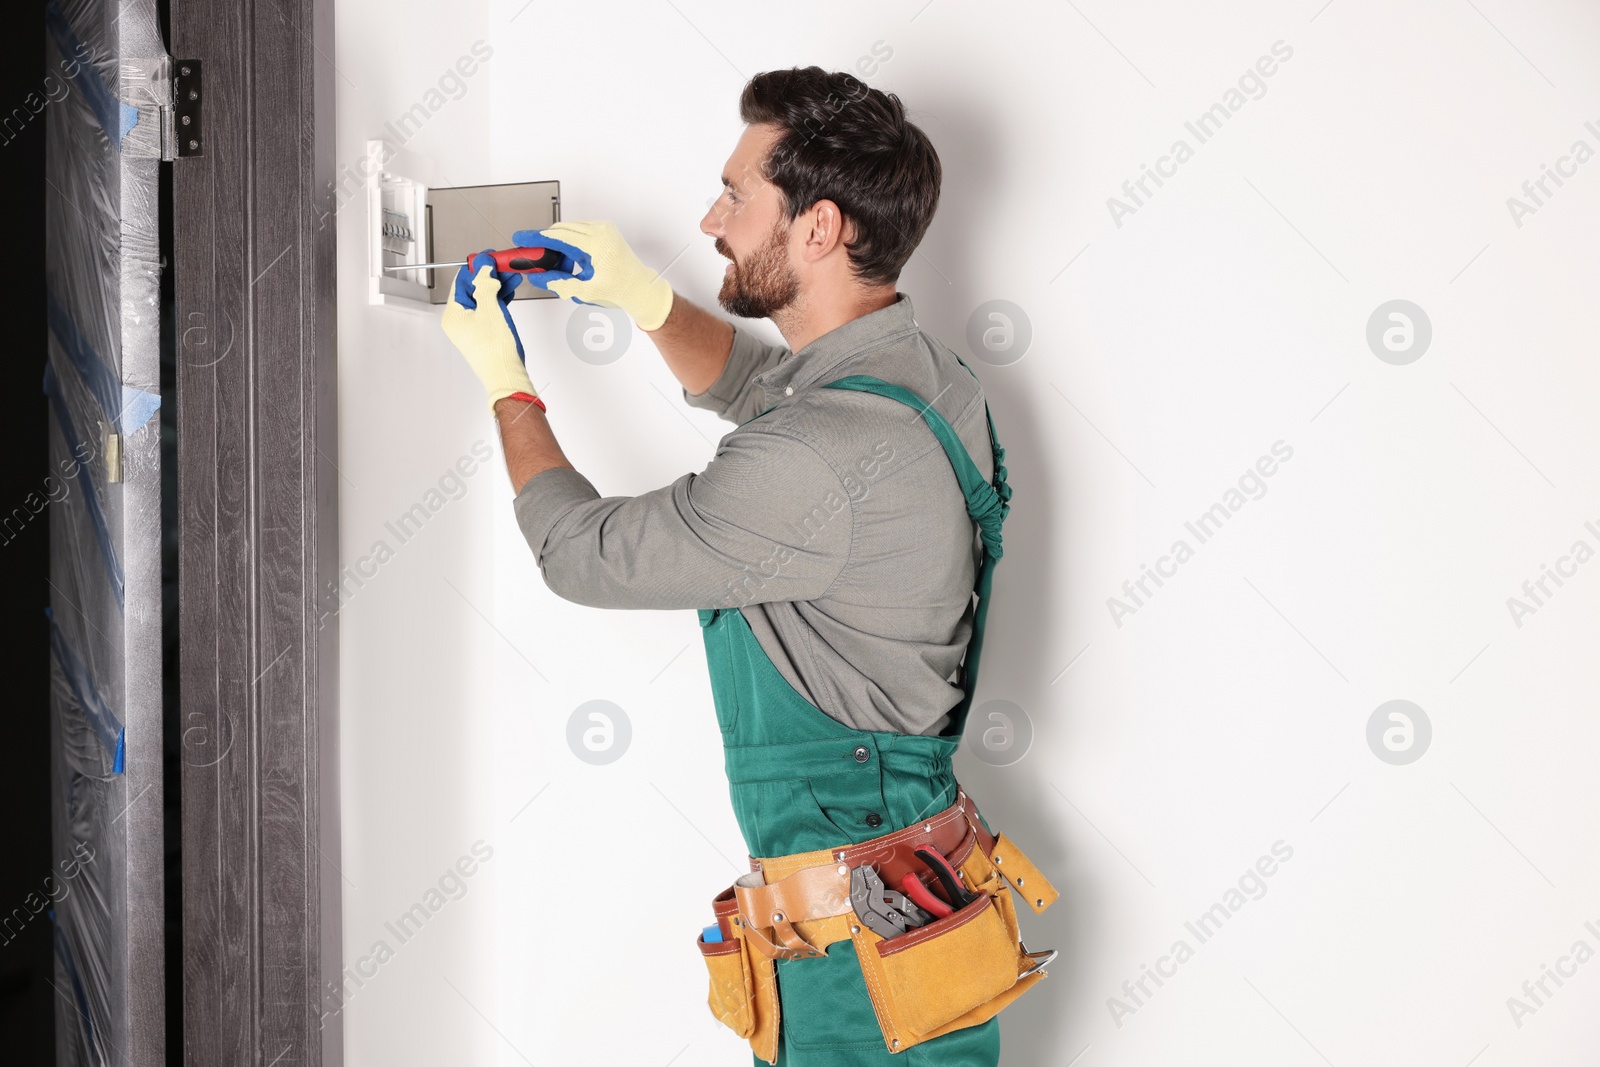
left=469, top=246, right=566, bottom=274
left=383, top=245, right=568, bottom=275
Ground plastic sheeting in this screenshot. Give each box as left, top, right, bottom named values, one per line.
left=44, top=0, right=168, bottom=1062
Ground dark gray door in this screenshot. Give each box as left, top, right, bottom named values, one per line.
left=169, top=0, right=343, bottom=1062
left=43, top=0, right=169, bottom=1063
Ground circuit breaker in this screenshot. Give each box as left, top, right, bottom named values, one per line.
left=367, top=139, right=561, bottom=307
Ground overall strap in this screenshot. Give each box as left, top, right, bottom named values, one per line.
left=821, top=374, right=1012, bottom=738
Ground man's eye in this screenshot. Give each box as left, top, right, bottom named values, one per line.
left=726, top=190, right=740, bottom=204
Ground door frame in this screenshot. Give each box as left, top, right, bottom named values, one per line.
left=170, top=0, right=342, bottom=1062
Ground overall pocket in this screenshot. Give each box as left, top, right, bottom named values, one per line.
left=775, top=941, right=889, bottom=1051
left=697, top=610, right=743, bottom=735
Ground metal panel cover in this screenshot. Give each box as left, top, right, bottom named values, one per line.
left=425, top=180, right=561, bottom=303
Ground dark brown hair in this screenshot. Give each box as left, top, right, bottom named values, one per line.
left=739, top=66, right=941, bottom=285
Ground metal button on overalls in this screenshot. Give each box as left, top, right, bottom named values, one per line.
left=696, top=371, right=1012, bottom=1066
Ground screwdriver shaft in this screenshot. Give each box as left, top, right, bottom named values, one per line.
left=383, top=260, right=469, bottom=271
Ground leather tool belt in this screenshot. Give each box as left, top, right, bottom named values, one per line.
left=696, top=786, right=1060, bottom=1060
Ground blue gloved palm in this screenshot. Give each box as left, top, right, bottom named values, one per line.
left=441, top=250, right=539, bottom=412
left=450, top=249, right=526, bottom=361
left=510, top=220, right=674, bottom=330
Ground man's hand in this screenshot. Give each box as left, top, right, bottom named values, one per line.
left=513, top=220, right=675, bottom=331
left=441, top=251, right=541, bottom=413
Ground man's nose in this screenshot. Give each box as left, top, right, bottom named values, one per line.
left=700, top=201, right=725, bottom=238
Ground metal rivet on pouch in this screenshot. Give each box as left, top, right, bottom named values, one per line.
left=773, top=912, right=784, bottom=923
left=838, top=864, right=849, bottom=876
left=1016, top=877, right=1025, bottom=886
left=891, top=1040, right=900, bottom=1049
left=851, top=924, right=860, bottom=934
left=993, top=855, right=1004, bottom=864
left=1035, top=899, right=1044, bottom=907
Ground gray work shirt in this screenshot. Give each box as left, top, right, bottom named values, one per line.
left=514, top=293, right=997, bottom=736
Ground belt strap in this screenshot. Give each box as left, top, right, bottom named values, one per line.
left=733, top=788, right=996, bottom=960
left=732, top=866, right=848, bottom=958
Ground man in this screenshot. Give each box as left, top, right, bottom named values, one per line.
left=442, top=66, right=1055, bottom=1066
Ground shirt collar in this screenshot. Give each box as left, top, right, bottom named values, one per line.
left=752, top=293, right=920, bottom=398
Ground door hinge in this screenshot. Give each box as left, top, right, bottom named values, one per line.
left=162, top=60, right=203, bottom=161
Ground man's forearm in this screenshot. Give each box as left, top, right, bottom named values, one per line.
left=493, top=292, right=732, bottom=494
left=645, top=292, right=735, bottom=396
left=494, top=397, right=575, bottom=495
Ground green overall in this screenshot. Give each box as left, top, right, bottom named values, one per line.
left=697, top=372, right=1012, bottom=1066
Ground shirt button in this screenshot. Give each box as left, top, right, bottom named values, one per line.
left=784, top=386, right=793, bottom=396
left=852, top=745, right=870, bottom=763
left=865, top=813, right=883, bottom=828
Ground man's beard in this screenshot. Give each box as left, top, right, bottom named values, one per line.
left=716, top=221, right=799, bottom=319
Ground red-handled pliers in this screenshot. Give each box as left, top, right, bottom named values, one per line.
left=898, top=872, right=954, bottom=918
left=913, top=845, right=980, bottom=910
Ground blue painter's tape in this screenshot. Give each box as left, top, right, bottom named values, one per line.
left=120, top=102, right=140, bottom=141
left=45, top=1, right=126, bottom=149
left=46, top=287, right=161, bottom=435
left=46, top=607, right=126, bottom=770
left=121, top=384, right=162, bottom=435
left=43, top=363, right=124, bottom=611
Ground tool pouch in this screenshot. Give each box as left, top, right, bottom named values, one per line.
left=848, top=832, right=1057, bottom=1053
left=698, top=884, right=781, bottom=1063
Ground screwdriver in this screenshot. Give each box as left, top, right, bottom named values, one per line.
left=383, top=246, right=566, bottom=274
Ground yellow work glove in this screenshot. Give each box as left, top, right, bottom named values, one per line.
left=512, top=219, right=675, bottom=331
left=440, top=253, right=540, bottom=413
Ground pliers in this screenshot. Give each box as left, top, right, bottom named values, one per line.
left=898, top=845, right=979, bottom=918
left=849, top=866, right=932, bottom=939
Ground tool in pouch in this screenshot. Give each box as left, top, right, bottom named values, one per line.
left=699, top=788, right=1061, bottom=1057
left=851, top=843, right=978, bottom=934
left=850, top=864, right=932, bottom=939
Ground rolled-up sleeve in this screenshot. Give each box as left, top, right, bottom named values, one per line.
left=682, top=324, right=789, bottom=425
left=513, top=426, right=854, bottom=610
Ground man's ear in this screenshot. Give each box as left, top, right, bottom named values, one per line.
left=801, top=199, right=849, bottom=263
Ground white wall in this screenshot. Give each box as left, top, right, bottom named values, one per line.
left=336, top=2, right=1600, bottom=1064
left=331, top=1, right=501, bottom=1065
